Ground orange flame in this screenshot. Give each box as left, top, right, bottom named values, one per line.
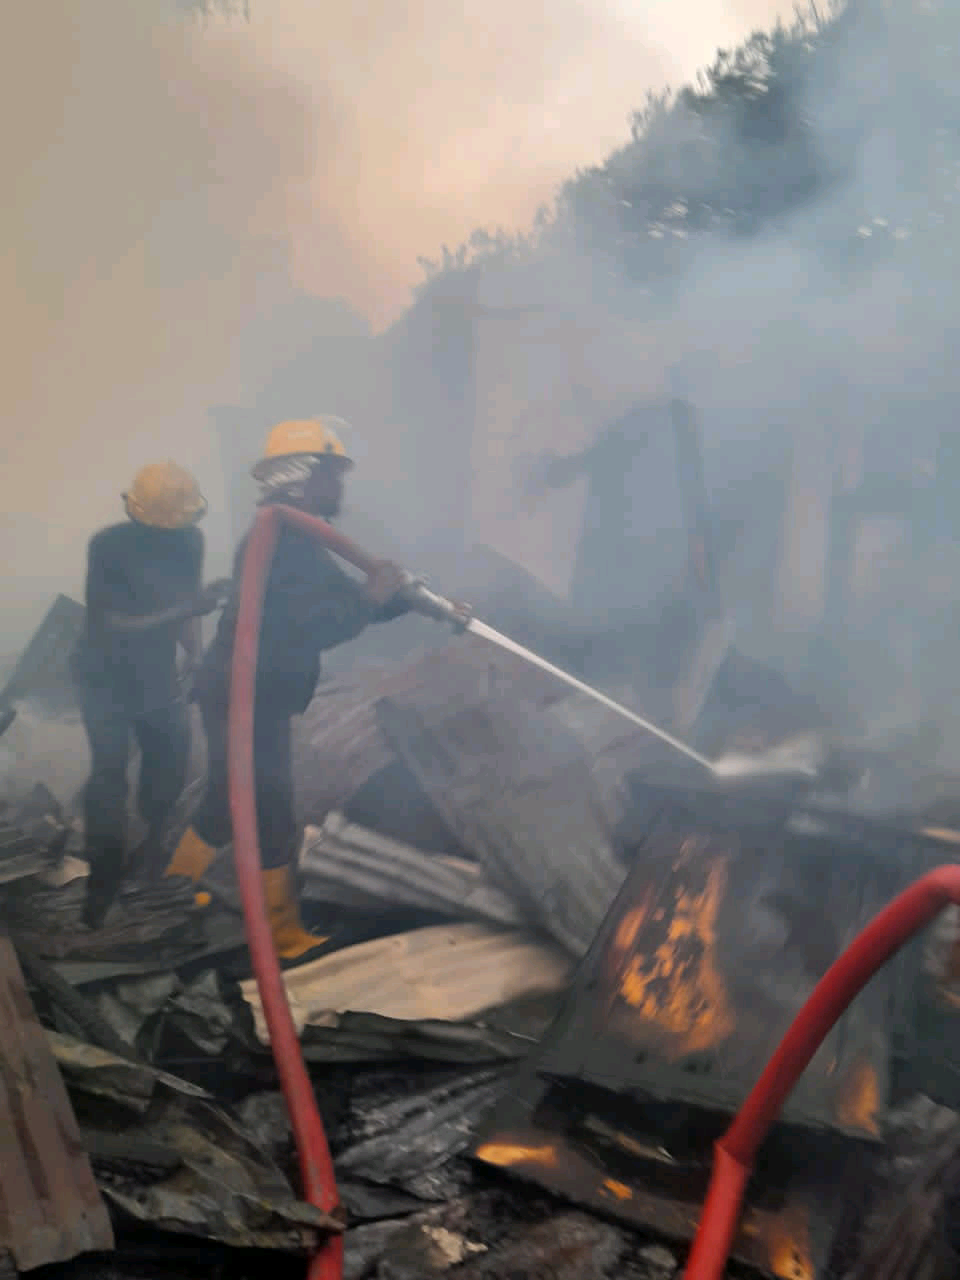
left=474, top=1141, right=558, bottom=1169
left=616, top=853, right=735, bottom=1055
left=766, top=1206, right=814, bottom=1280
left=601, top=1178, right=633, bottom=1201
left=834, top=1059, right=880, bottom=1135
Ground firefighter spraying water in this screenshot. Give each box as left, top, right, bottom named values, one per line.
left=212, top=426, right=815, bottom=784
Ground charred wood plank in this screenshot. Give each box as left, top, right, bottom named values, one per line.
left=0, top=934, right=113, bottom=1269
left=334, top=1067, right=507, bottom=1188
left=537, top=811, right=893, bottom=1135
left=473, top=1061, right=862, bottom=1279
left=472, top=808, right=907, bottom=1278
left=844, top=1119, right=960, bottom=1280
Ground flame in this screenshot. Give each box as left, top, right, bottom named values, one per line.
left=601, top=1177, right=633, bottom=1201
left=616, top=853, right=735, bottom=1055
left=475, top=1141, right=558, bottom=1169
left=835, top=1059, right=880, bottom=1135
left=614, top=906, right=647, bottom=953
left=766, top=1207, right=814, bottom=1280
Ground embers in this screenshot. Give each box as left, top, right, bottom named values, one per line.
left=474, top=1070, right=855, bottom=1280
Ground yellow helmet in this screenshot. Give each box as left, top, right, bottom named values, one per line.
left=252, top=416, right=353, bottom=480
left=124, top=462, right=208, bottom=529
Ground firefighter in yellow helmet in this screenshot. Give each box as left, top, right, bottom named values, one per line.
left=72, top=462, right=231, bottom=928
left=165, top=418, right=411, bottom=965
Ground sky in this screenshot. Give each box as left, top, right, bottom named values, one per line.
left=0, top=0, right=792, bottom=646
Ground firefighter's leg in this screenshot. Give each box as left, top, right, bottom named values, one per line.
left=79, top=683, right=131, bottom=929
left=134, top=697, right=191, bottom=841
left=163, top=695, right=228, bottom=903
left=257, top=707, right=328, bottom=965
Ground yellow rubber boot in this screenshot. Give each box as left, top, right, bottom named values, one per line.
left=164, top=826, right=217, bottom=908
left=262, top=865, right=329, bottom=966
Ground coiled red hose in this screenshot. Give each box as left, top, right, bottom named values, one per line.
left=228, top=504, right=375, bottom=1280
left=683, top=864, right=960, bottom=1280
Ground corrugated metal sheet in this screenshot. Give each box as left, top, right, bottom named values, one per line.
left=845, top=1108, right=960, bottom=1280
left=300, top=813, right=524, bottom=927
left=334, top=1066, right=508, bottom=1189
left=376, top=691, right=626, bottom=957
left=295, top=637, right=564, bottom=821
left=239, top=922, right=571, bottom=1043
left=293, top=1009, right=548, bottom=1064
left=83, top=1090, right=339, bottom=1250
left=0, top=785, right=70, bottom=888
left=0, top=934, right=113, bottom=1270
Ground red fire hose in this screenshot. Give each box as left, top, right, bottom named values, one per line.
left=683, top=863, right=960, bottom=1280
left=228, top=504, right=378, bottom=1280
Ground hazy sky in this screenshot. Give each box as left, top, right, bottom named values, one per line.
left=211, top=0, right=794, bottom=324
left=0, top=0, right=791, bottom=643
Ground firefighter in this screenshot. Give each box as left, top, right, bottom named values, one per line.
left=164, top=417, right=411, bottom=964
left=73, top=462, right=231, bottom=929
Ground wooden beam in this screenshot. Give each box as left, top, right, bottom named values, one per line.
left=0, top=935, right=113, bottom=1270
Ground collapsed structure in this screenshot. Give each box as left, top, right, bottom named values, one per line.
left=0, top=588, right=958, bottom=1280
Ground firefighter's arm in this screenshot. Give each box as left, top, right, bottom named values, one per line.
left=364, top=561, right=410, bottom=618
left=179, top=531, right=206, bottom=663
left=302, top=558, right=409, bottom=650
left=103, top=581, right=230, bottom=634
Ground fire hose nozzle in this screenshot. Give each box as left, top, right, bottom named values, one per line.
left=400, top=576, right=472, bottom=632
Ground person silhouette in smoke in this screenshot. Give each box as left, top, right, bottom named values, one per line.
left=164, top=417, right=412, bottom=967
left=73, top=462, right=231, bottom=930
left=528, top=399, right=683, bottom=625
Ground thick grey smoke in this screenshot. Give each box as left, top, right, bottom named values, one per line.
left=0, top=0, right=793, bottom=658
left=448, top=0, right=960, bottom=755
left=0, top=0, right=327, bottom=649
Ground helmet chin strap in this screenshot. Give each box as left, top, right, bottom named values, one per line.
left=256, top=455, right=317, bottom=499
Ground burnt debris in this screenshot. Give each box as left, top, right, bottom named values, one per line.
left=0, top=617, right=958, bottom=1280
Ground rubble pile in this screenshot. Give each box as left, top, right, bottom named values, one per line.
left=0, top=623, right=958, bottom=1280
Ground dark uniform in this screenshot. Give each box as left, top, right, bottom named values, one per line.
left=189, top=522, right=404, bottom=869
left=73, top=521, right=202, bottom=859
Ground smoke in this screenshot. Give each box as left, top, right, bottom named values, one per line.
left=223, top=0, right=796, bottom=325
left=0, top=0, right=794, bottom=655
left=452, top=0, right=960, bottom=753
left=0, top=0, right=320, bottom=644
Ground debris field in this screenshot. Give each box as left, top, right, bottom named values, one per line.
left=0, top=604, right=958, bottom=1280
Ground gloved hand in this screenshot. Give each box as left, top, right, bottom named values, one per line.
left=364, top=560, right=408, bottom=606
left=191, top=578, right=233, bottom=617
left=449, top=599, right=473, bottom=632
